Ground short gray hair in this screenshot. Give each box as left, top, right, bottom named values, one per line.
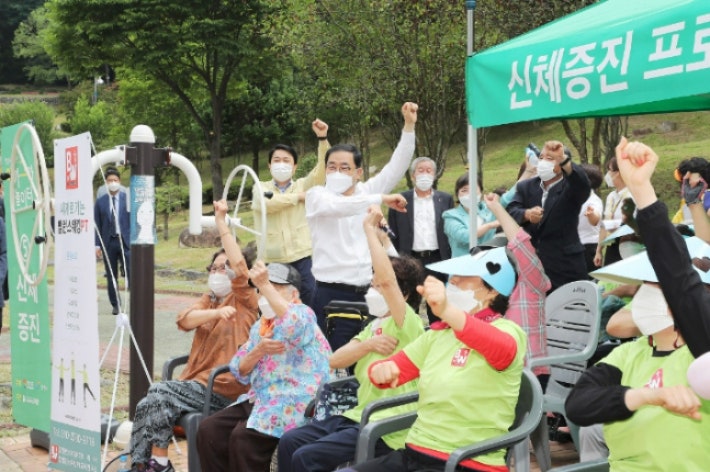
left=410, top=156, right=437, bottom=176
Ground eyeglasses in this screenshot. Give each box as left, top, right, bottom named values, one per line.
left=206, top=264, right=228, bottom=274
left=326, top=164, right=353, bottom=173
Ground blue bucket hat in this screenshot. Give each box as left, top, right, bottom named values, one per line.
left=426, top=247, right=516, bottom=296
left=591, top=236, right=710, bottom=285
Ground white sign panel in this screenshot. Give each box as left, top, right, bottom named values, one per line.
left=49, top=133, right=101, bottom=471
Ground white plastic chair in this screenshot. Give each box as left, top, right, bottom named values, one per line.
left=529, top=280, right=602, bottom=471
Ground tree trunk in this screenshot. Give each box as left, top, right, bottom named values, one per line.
left=209, top=101, right=224, bottom=200
left=251, top=147, right=260, bottom=176
left=163, top=211, right=169, bottom=241
left=590, top=118, right=602, bottom=165
left=210, top=136, right=223, bottom=200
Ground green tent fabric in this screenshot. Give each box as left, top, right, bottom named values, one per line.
left=466, top=0, right=710, bottom=128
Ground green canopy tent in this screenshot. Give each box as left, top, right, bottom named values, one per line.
left=467, top=0, right=710, bottom=128
left=463, top=0, right=710, bottom=249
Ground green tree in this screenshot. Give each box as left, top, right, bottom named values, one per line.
left=12, top=6, right=69, bottom=85
left=67, top=96, right=116, bottom=149
left=283, top=0, right=467, bottom=181
left=155, top=180, right=189, bottom=240
left=46, top=0, right=280, bottom=198
left=0, top=100, right=57, bottom=159
left=222, top=76, right=305, bottom=174
left=113, top=71, right=205, bottom=164
left=0, top=0, right=44, bottom=84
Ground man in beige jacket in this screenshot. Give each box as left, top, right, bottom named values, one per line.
left=253, top=120, right=330, bottom=307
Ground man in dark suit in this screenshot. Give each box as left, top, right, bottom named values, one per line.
left=388, top=156, right=453, bottom=324
left=507, top=141, right=591, bottom=292
left=94, top=166, right=130, bottom=315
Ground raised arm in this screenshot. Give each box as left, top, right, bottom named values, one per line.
left=363, top=102, right=417, bottom=194
left=485, top=193, right=551, bottom=295
left=616, top=138, right=710, bottom=357
left=301, top=118, right=329, bottom=189
left=682, top=172, right=710, bottom=243
left=484, top=193, right=519, bottom=241
left=214, top=199, right=247, bottom=276
left=364, top=205, right=407, bottom=327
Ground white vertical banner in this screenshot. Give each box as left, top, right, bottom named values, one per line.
left=49, top=133, right=101, bottom=471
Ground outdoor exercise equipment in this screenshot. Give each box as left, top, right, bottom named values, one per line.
left=8, top=122, right=52, bottom=286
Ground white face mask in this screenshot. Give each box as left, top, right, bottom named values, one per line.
left=631, top=284, right=674, bottom=336
left=258, top=296, right=277, bottom=320
left=364, top=287, right=389, bottom=318
left=604, top=171, right=616, bottom=188
left=459, top=193, right=471, bottom=210
left=445, top=283, right=482, bottom=313
left=107, top=181, right=121, bottom=193
left=208, top=273, right=232, bottom=298
left=537, top=159, right=558, bottom=182
left=270, top=163, right=293, bottom=183
left=415, top=175, right=434, bottom=192
left=325, top=172, right=353, bottom=194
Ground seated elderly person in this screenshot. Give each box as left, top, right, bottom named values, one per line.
left=278, top=206, right=426, bottom=472
left=341, top=246, right=527, bottom=472
left=196, top=261, right=332, bottom=472
left=129, top=200, right=258, bottom=472
left=565, top=138, right=710, bottom=470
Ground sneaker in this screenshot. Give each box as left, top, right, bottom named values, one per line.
left=144, top=459, right=174, bottom=472
left=111, top=306, right=119, bottom=315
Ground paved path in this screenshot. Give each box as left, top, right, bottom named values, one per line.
left=0, top=287, right=198, bottom=372
left=0, top=286, right=198, bottom=471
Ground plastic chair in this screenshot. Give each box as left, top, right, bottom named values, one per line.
left=354, top=391, right=420, bottom=463
left=355, top=369, right=544, bottom=472
left=529, top=280, right=602, bottom=472
left=162, top=355, right=230, bottom=472
left=548, top=459, right=609, bottom=471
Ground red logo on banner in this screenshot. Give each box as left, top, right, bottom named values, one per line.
left=65, top=146, right=78, bottom=189
left=451, top=348, right=471, bottom=367
left=645, top=369, right=664, bottom=389
left=50, top=444, right=59, bottom=463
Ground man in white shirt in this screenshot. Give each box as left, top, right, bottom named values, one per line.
left=305, top=102, right=417, bottom=348
left=387, top=157, right=453, bottom=324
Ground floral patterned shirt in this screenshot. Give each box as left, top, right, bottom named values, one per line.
left=230, top=303, right=332, bottom=437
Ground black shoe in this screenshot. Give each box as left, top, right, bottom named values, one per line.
left=112, top=306, right=119, bottom=315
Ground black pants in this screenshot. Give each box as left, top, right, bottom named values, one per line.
left=196, top=402, right=279, bottom=472
left=603, top=241, right=621, bottom=266
left=312, top=283, right=366, bottom=351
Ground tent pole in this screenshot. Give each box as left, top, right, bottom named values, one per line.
left=466, top=1, right=479, bottom=252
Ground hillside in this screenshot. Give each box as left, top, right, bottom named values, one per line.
left=426, top=111, right=710, bottom=216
